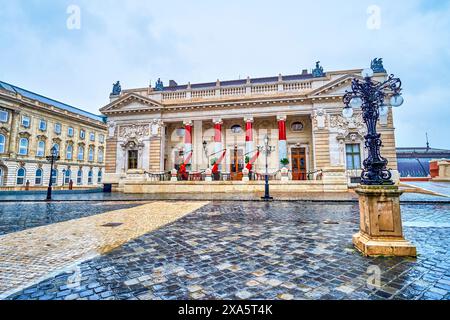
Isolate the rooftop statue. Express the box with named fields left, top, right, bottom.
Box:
left=371, top=58, right=386, bottom=73
left=312, top=61, right=325, bottom=78
left=155, top=78, right=164, bottom=91
left=111, top=81, right=121, bottom=96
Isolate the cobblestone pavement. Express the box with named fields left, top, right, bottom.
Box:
left=0, top=201, right=208, bottom=299
left=0, top=201, right=143, bottom=235
left=5, top=201, right=450, bottom=300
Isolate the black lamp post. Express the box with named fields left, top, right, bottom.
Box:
left=342, top=67, right=404, bottom=185
left=258, top=134, right=274, bottom=201
left=46, top=145, right=60, bottom=201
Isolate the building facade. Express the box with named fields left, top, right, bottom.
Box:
left=0, top=81, right=107, bottom=189
left=100, top=63, right=399, bottom=193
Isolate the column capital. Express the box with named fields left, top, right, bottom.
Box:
left=183, top=120, right=193, bottom=127
left=277, top=115, right=287, bottom=122
left=213, top=118, right=223, bottom=125
left=244, top=116, right=254, bottom=123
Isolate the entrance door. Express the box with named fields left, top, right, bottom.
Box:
left=291, top=148, right=307, bottom=180
left=230, top=147, right=244, bottom=180
left=128, top=150, right=138, bottom=170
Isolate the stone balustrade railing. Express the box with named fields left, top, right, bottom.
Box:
left=159, top=80, right=313, bottom=102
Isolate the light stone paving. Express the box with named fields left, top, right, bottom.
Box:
left=0, top=201, right=208, bottom=299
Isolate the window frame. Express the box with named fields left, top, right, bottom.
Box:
left=77, top=170, right=83, bottom=185
left=54, top=123, right=62, bottom=135
left=89, top=132, right=95, bottom=142
left=88, top=146, right=94, bottom=162
left=18, top=138, right=29, bottom=156
left=16, top=167, right=26, bottom=185
left=35, top=168, right=43, bottom=185
left=67, top=127, right=74, bottom=137
left=0, top=134, right=5, bottom=153
left=21, top=115, right=31, bottom=128
left=36, top=140, right=46, bottom=157
left=77, top=146, right=84, bottom=161
left=66, top=144, right=73, bottom=160
left=0, top=110, right=8, bottom=123
left=39, top=119, right=47, bottom=131
left=88, top=170, right=93, bottom=185
left=345, top=143, right=362, bottom=170
left=80, top=129, right=86, bottom=139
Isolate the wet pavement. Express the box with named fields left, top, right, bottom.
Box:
left=4, top=201, right=450, bottom=300
left=0, top=201, right=143, bottom=236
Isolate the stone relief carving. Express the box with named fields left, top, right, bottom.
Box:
left=119, top=124, right=150, bottom=140
left=330, top=113, right=366, bottom=138
left=150, top=119, right=163, bottom=137
left=312, top=109, right=327, bottom=130
left=107, top=121, right=116, bottom=138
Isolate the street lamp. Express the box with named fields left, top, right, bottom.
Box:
left=46, top=145, right=60, bottom=201
left=342, top=68, right=404, bottom=185
left=258, top=134, right=275, bottom=201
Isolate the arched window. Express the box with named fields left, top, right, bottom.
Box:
left=98, top=149, right=104, bottom=163
left=64, top=169, right=71, bottom=185
left=88, top=170, right=93, bottom=185
left=97, top=170, right=102, bottom=184
left=52, top=143, right=60, bottom=156
left=88, top=146, right=94, bottom=162
left=37, top=141, right=45, bottom=157
left=231, top=125, right=243, bottom=134
left=35, top=168, right=43, bottom=185
left=77, top=170, right=82, bottom=185
left=0, top=134, right=5, bottom=153
left=51, top=169, right=58, bottom=185
left=16, top=167, right=26, bottom=185
left=66, top=145, right=73, bottom=160
left=18, top=138, right=29, bottom=155
left=78, top=147, right=84, bottom=161
left=176, top=128, right=185, bottom=138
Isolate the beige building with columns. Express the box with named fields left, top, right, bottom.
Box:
left=0, top=81, right=107, bottom=189
left=100, top=63, right=399, bottom=193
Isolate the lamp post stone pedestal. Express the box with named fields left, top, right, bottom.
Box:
left=352, top=185, right=417, bottom=257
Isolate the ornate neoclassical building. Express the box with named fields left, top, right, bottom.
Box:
left=101, top=62, right=398, bottom=193
left=0, top=81, right=107, bottom=189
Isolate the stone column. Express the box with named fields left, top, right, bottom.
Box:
left=183, top=120, right=193, bottom=166
left=193, top=120, right=203, bottom=171
left=245, top=116, right=254, bottom=156
left=353, top=186, right=417, bottom=257
left=213, top=119, right=223, bottom=170
left=277, top=115, right=288, bottom=168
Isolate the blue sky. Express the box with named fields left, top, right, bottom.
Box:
left=1, top=0, right=449, bottom=148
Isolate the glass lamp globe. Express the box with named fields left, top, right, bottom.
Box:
left=390, top=94, right=404, bottom=107
left=264, top=135, right=270, bottom=146
left=379, top=104, right=389, bottom=116
left=362, top=68, right=374, bottom=78
left=349, top=97, right=363, bottom=108
left=342, top=107, right=354, bottom=119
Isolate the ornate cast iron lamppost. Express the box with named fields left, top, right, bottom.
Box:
left=46, top=145, right=60, bottom=201
left=258, top=135, right=275, bottom=201
left=342, top=67, right=404, bottom=185
left=345, top=61, right=416, bottom=257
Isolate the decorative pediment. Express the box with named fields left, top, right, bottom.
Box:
left=100, top=93, right=163, bottom=114
left=52, top=137, right=62, bottom=144
left=18, top=131, right=31, bottom=138
left=37, top=134, right=48, bottom=141
left=310, top=74, right=363, bottom=98
left=0, top=127, right=9, bottom=135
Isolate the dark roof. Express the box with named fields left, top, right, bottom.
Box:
left=396, top=147, right=450, bottom=159
left=0, top=81, right=105, bottom=123
left=161, top=73, right=313, bottom=92
left=397, top=158, right=431, bottom=177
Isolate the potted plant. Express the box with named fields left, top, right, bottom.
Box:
left=280, top=158, right=290, bottom=168
left=245, top=156, right=250, bottom=164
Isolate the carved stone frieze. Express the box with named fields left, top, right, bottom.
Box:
left=119, top=124, right=150, bottom=140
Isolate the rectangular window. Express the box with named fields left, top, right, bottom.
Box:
left=0, top=110, right=9, bottom=122
left=346, top=144, right=361, bottom=170
left=99, top=134, right=105, bottom=143
left=90, top=132, right=95, bottom=142
left=80, top=129, right=85, bottom=139
left=39, top=119, right=47, bottom=131
left=54, top=123, right=62, bottom=134
left=68, top=127, right=74, bottom=137
left=21, top=115, right=31, bottom=128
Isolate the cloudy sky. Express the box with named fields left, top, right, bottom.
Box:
left=1, top=0, right=449, bottom=148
